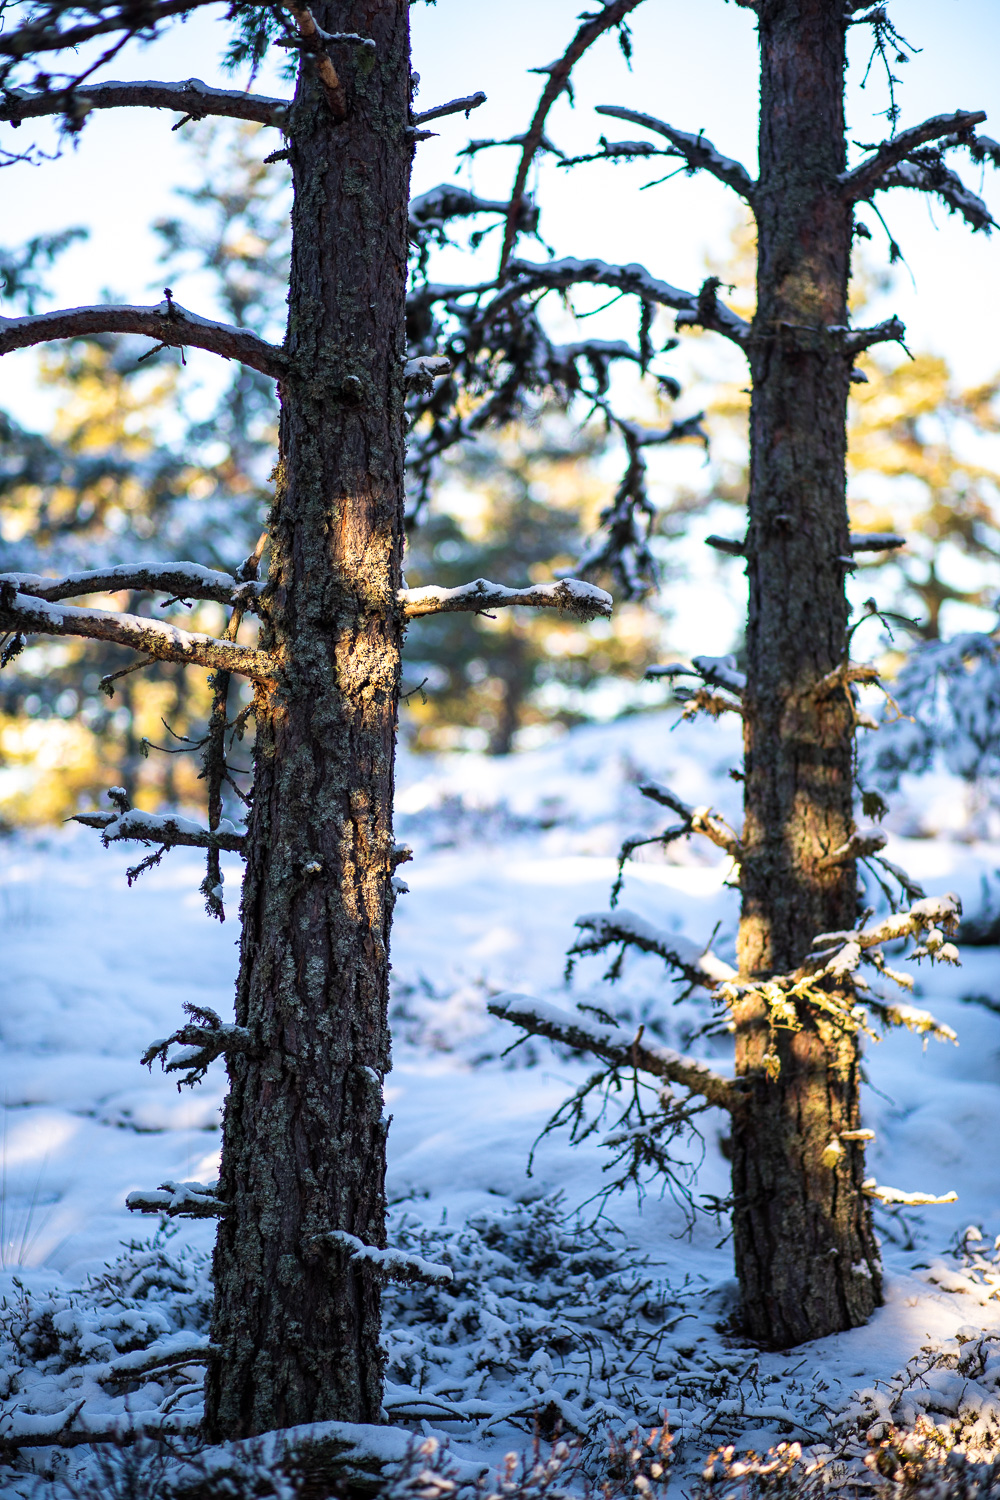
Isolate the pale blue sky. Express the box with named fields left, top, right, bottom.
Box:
left=2, top=1, right=998, bottom=417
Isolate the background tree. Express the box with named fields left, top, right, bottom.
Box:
left=0, top=0, right=612, bottom=1443
left=0, top=123, right=285, bottom=822
left=404, top=423, right=663, bottom=753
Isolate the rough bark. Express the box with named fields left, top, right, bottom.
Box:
left=204, top=0, right=411, bottom=1439
left=732, top=0, right=881, bottom=1347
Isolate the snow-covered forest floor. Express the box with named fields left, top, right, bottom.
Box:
left=3, top=709, right=1000, bottom=1495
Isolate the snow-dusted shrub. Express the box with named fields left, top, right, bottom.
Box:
left=0, top=1229, right=211, bottom=1451
left=382, top=1195, right=686, bottom=1469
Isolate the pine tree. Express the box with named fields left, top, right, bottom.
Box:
left=0, top=0, right=611, bottom=1442
left=420, top=0, right=997, bottom=1348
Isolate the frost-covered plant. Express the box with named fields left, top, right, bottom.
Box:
left=835, top=1325, right=1000, bottom=1468
left=0, top=1229, right=211, bottom=1451
left=382, top=1195, right=689, bottom=1471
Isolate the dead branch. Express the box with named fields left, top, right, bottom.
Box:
left=399, top=576, right=612, bottom=621
left=595, top=105, right=755, bottom=199
left=142, top=1003, right=256, bottom=1087
left=871, top=159, right=995, bottom=233
left=413, top=90, right=486, bottom=126
left=0, top=0, right=218, bottom=62
left=73, top=808, right=247, bottom=854
left=2, top=562, right=260, bottom=610
left=0, top=77, right=290, bottom=127
left=489, top=993, right=736, bottom=1111
left=841, top=109, right=987, bottom=200
left=127, top=1179, right=225, bottom=1218
left=287, top=4, right=346, bottom=119
left=499, top=0, right=646, bottom=271
left=816, top=829, right=888, bottom=869
left=495, top=257, right=751, bottom=347
left=0, top=298, right=288, bottom=380
left=0, top=586, right=274, bottom=679
left=638, top=779, right=743, bottom=859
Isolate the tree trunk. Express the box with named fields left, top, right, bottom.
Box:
left=731, top=0, right=882, bottom=1347
left=205, top=0, right=412, bottom=1439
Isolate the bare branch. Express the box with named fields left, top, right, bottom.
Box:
left=816, top=828, right=887, bottom=869
left=287, top=3, right=346, bottom=120
left=0, top=297, right=288, bottom=380
left=74, top=809, right=246, bottom=855
left=413, top=90, right=486, bottom=126
left=0, top=586, right=274, bottom=679
left=499, top=0, right=646, bottom=271
left=495, top=256, right=751, bottom=347
left=0, top=77, right=291, bottom=127
left=489, top=993, right=736, bottom=1112
left=399, top=576, right=612, bottom=621
left=840, top=314, right=908, bottom=355
left=3, top=561, right=261, bottom=610
left=0, top=0, right=218, bottom=62
left=595, top=104, right=756, bottom=200
left=841, top=109, right=987, bottom=200
left=638, top=778, right=743, bottom=859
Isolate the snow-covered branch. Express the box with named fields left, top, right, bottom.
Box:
left=322, top=1230, right=453, bottom=1286
left=0, top=585, right=273, bottom=679
left=142, top=1003, right=255, bottom=1087
left=3, top=561, right=261, bottom=610
left=840, top=314, right=908, bottom=354
left=0, top=298, right=288, bottom=380
left=0, top=77, right=291, bottom=127
left=571, top=910, right=737, bottom=990
left=816, top=828, right=888, bottom=869
left=0, top=1403, right=200, bottom=1452
left=499, top=0, right=646, bottom=270
left=637, top=778, right=743, bottom=859
left=809, top=893, right=962, bottom=962
left=595, top=105, right=756, bottom=200
left=850, top=531, right=905, bottom=552
left=126, top=1179, right=226, bottom=1218
left=413, top=90, right=486, bottom=126
left=74, top=808, right=246, bottom=854
left=841, top=109, right=987, bottom=200
left=489, top=993, right=736, bottom=1112
left=872, top=159, right=996, bottom=233
left=862, top=1179, right=957, bottom=1207
left=399, top=577, right=612, bottom=622
left=403, top=353, right=452, bottom=390
left=496, top=258, right=751, bottom=347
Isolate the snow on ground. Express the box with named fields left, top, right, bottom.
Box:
left=2, top=709, right=1000, bottom=1491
